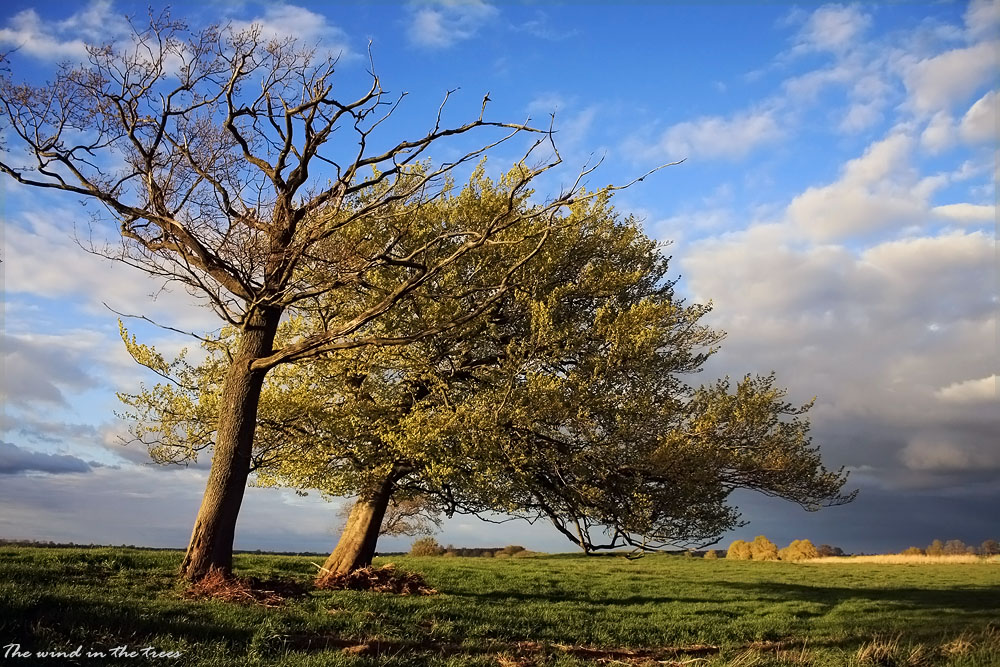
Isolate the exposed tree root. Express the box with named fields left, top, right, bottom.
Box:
left=314, top=563, right=437, bottom=595
left=182, top=568, right=308, bottom=607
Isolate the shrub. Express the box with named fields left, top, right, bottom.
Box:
left=501, top=545, right=526, bottom=556
left=511, top=550, right=536, bottom=558
left=494, top=552, right=511, bottom=559
left=901, top=546, right=924, bottom=555
left=926, top=539, right=944, bottom=556
left=726, top=540, right=752, bottom=560
left=442, top=550, right=458, bottom=558
left=409, top=537, right=444, bottom=557
left=480, top=550, right=494, bottom=558
left=779, top=539, right=819, bottom=561
left=817, top=544, right=844, bottom=557
left=750, top=535, right=779, bottom=561
left=703, top=549, right=718, bottom=559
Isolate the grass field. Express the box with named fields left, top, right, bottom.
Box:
left=1, top=547, right=998, bottom=666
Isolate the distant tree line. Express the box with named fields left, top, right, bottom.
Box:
left=409, top=538, right=538, bottom=558
left=901, top=539, right=999, bottom=556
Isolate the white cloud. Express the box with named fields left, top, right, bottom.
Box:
left=233, top=5, right=351, bottom=56
left=936, top=375, right=998, bottom=403
left=408, top=0, right=499, bottom=49
left=4, top=209, right=218, bottom=332
left=656, top=110, right=783, bottom=161
left=959, top=90, right=997, bottom=143
left=903, top=41, right=999, bottom=113
left=932, top=203, right=995, bottom=223
left=794, top=4, right=872, bottom=54
left=920, top=111, right=956, bottom=153
left=786, top=134, right=932, bottom=239
left=0, top=1, right=123, bottom=61
left=965, top=0, right=1000, bottom=41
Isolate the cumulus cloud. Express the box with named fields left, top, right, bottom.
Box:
left=4, top=206, right=218, bottom=332
left=903, top=41, right=999, bottom=113
left=786, top=134, right=931, bottom=239
left=0, top=0, right=123, bottom=61
left=920, top=111, right=956, bottom=153
left=681, top=213, right=996, bottom=493
left=965, top=0, right=1000, bottom=41
left=1, top=333, right=101, bottom=408
left=932, top=203, right=995, bottom=223
left=655, top=110, right=783, bottom=161
left=792, top=4, right=872, bottom=54
left=408, top=0, right=499, bottom=48
left=0, top=441, right=92, bottom=476
left=232, top=5, right=351, bottom=56
left=959, top=90, right=997, bottom=143
left=936, top=375, right=998, bottom=403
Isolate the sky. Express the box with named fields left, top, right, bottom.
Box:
left=0, top=0, right=996, bottom=556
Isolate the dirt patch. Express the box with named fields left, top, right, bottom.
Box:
left=182, top=568, right=309, bottom=607
left=314, top=563, right=437, bottom=595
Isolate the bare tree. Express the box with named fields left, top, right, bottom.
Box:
left=0, top=12, right=610, bottom=580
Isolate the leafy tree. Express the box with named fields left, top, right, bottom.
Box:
left=703, top=549, right=719, bottom=559
left=817, top=544, right=844, bottom=557
left=926, top=539, right=945, bottom=556
left=0, top=14, right=618, bottom=580
left=980, top=539, right=999, bottom=556
left=779, top=539, right=819, bottom=561
left=122, top=187, right=854, bottom=576
left=750, top=535, right=779, bottom=561
left=408, top=537, right=444, bottom=557
left=727, top=540, right=753, bottom=560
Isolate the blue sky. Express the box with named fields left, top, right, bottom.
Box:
left=0, top=0, right=996, bottom=555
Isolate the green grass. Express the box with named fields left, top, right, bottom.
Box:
left=1, top=547, right=998, bottom=665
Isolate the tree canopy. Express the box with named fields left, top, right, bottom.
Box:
left=120, top=172, right=854, bottom=572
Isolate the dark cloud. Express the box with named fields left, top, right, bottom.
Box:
left=0, top=441, right=92, bottom=475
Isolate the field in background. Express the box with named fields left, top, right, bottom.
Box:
left=1, top=546, right=998, bottom=666
left=807, top=554, right=994, bottom=565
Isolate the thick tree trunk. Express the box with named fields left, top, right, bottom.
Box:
left=316, top=477, right=395, bottom=583
left=179, top=307, right=281, bottom=581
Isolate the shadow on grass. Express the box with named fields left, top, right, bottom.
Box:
left=711, top=580, right=1000, bottom=613
left=0, top=592, right=257, bottom=650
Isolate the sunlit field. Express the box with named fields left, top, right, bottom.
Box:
left=2, top=546, right=998, bottom=666
left=807, top=554, right=995, bottom=565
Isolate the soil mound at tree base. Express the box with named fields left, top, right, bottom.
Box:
left=183, top=568, right=308, bottom=607
left=315, top=563, right=437, bottom=595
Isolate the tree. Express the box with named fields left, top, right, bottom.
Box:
left=926, top=539, right=945, bottom=556
left=727, top=540, right=752, bottom=560
left=943, top=539, right=967, bottom=555
left=779, top=539, right=819, bottom=561
left=817, top=544, right=844, bottom=557
left=750, top=535, right=779, bottom=561
left=408, top=537, right=444, bottom=557
left=122, top=187, right=854, bottom=577
left=0, top=14, right=612, bottom=579
left=980, top=539, right=999, bottom=557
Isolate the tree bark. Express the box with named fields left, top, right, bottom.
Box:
left=179, top=307, right=281, bottom=580
left=316, top=476, right=395, bottom=583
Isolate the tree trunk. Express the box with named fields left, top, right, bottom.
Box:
left=316, top=476, right=395, bottom=583
left=179, top=307, right=281, bottom=581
